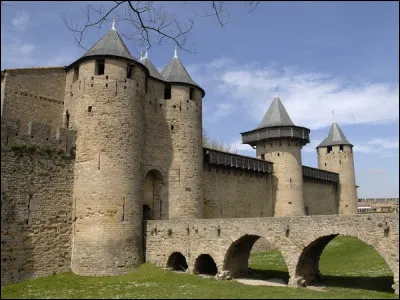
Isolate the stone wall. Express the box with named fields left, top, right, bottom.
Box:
left=256, top=139, right=305, bottom=216
left=203, top=165, right=273, bottom=218
left=145, top=213, right=399, bottom=294
left=303, top=178, right=338, bottom=215
left=71, top=58, right=146, bottom=276
left=318, top=145, right=358, bottom=214
left=143, top=77, right=172, bottom=220
left=2, top=67, right=66, bottom=134
left=1, top=136, right=75, bottom=285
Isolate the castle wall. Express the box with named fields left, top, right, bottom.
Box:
left=257, top=139, right=305, bottom=216
left=1, top=122, right=75, bottom=285
left=143, top=77, right=172, bottom=219
left=1, top=68, right=66, bottom=134
left=318, top=145, right=358, bottom=214
left=71, top=58, right=146, bottom=275
left=303, top=178, right=338, bottom=215
left=165, top=85, right=203, bottom=219
left=203, top=165, right=273, bottom=218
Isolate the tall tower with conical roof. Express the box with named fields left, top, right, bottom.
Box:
left=161, top=48, right=205, bottom=219
left=65, top=23, right=149, bottom=275
left=241, top=96, right=310, bottom=216
left=317, top=122, right=357, bottom=214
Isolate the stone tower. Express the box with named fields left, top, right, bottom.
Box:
left=65, top=25, right=147, bottom=275
left=241, top=96, right=310, bottom=216
left=317, top=122, right=357, bottom=214
left=161, top=48, right=205, bottom=219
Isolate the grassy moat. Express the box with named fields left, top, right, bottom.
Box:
left=1, top=236, right=396, bottom=299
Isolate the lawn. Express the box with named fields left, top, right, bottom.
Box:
left=1, top=236, right=397, bottom=299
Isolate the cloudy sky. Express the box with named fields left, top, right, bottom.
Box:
left=1, top=1, right=399, bottom=198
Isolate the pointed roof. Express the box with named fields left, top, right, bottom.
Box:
left=258, top=96, right=294, bottom=128
left=161, top=57, right=199, bottom=87
left=139, top=52, right=163, bottom=81
left=81, top=28, right=136, bottom=61
left=317, top=122, right=352, bottom=147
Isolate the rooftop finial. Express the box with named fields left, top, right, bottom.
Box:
left=112, top=18, right=116, bottom=30
left=144, top=50, right=148, bottom=59
left=275, top=87, right=279, bottom=98
left=139, top=50, right=143, bottom=60
left=332, top=110, right=336, bottom=122
left=173, top=45, right=178, bottom=58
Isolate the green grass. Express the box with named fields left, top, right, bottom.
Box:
left=1, top=236, right=397, bottom=299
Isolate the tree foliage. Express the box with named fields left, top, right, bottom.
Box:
left=203, top=130, right=238, bottom=154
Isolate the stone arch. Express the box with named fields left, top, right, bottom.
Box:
left=194, top=254, right=218, bottom=276
left=143, top=169, right=164, bottom=220
left=167, top=252, right=188, bottom=272
left=223, top=234, right=261, bottom=278
left=295, top=234, right=396, bottom=292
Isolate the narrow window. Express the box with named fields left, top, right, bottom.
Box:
left=327, top=146, right=332, bottom=153
left=164, top=85, right=171, bottom=99
left=145, top=77, right=148, bottom=93
left=339, top=145, right=344, bottom=152
left=65, top=110, right=70, bottom=128
left=277, top=153, right=280, bottom=156
left=171, top=125, right=174, bottom=130
left=260, top=154, right=265, bottom=160
left=96, top=59, right=105, bottom=75
left=73, top=66, right=79, bottom=82
left=88, top=106, right=92, bottom=112
left=305, top=206, right=309, bottom=215
left=127, top=65, right=134, bottom=78
left=189, top=88, right=195, bottom=100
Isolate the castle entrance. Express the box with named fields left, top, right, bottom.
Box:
left=143, top=170, right=163, bottom=220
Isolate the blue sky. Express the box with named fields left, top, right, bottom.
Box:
left=1, top=1, right=399, bottom=198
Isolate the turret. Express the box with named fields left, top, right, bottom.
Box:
left=317, top=122, right=357, bottom=214
left=241, top=96, right=310, bottom=216
left=161, top=48, right=205, bottom=219
left=66, top=23, right=147, bottom=275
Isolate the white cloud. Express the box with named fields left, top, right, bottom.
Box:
left=362, top=168, right=385, bottom=174
left=11, top=11, right=30, bottom=30
left=354, top=137, right=399, bottom=157
left=302, top=139, right=322, bottom=153
left=189, top=58, right=399, bottom=130
left=367, top=138, right=399, bottom=149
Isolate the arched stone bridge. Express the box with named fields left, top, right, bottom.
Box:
left=144, top=213, right=399, bottom=294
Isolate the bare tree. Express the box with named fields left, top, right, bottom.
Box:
left=203, top=130, right=238, bottom=154
left=63, top=1, right=261, bottom=55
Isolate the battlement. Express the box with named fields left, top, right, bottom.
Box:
left=203, top=147, right=273, bottom=174
left=302, top=165, right=339, bottom=182
left=1, top=117, right=76, bottom=156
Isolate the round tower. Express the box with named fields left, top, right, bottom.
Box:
left=317, top=122, right=357, bottom=214
left=66, top=25, right=147, bottom=275
left=161, top=48, right=205, bottom=219
left=241, top=96, right=310, bottom=216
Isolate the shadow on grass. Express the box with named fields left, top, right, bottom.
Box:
left=244, top=270, right=393, bottom=294
left=318, top=275, right=394, bottom=293
left=245, top=269, right=290, bottom=283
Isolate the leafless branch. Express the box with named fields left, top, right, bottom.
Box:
left=63, top=1, right=260, bottom=54
left=193, top=1, right=231, bottom=28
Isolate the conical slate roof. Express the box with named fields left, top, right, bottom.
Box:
left=139, top=56, right=163, bottom=81
left=161, top=57, right=199, bottom=87
left=317, top=122, right=352, bottom=147
left=258, top=96, right=294, bottom=128
left=81, top=28, right=136, bottom=61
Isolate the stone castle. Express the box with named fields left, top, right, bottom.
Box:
left=2, top=25, right=398, bottom=293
